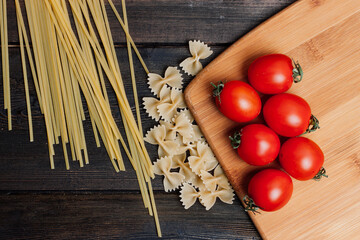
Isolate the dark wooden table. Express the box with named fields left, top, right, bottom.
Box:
left=0, top=1, right=296, bottom=239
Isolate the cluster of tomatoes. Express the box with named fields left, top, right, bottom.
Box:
left=212, top=54, right=327, bottom=213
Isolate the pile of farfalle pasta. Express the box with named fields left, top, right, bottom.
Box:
left=143, top=40, right=234, bottom=210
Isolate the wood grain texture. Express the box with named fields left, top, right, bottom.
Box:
left=0, top=192, right=260, bottom=240
left=0, top=0, right=302, bottom=239
left=5, top=0, right=296, bottom=44
left=185, top=0, right=360, bottom=239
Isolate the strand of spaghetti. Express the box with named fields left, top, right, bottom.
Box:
left=45, top=1, right=126, bottom=170
left=47, top=1, right=122, bottom=142
left=127, top=123, right=151, bottom=210
left=84, top=0, right=132, bottom=171
left=72, top=0, right=125, bottom=170
left=57, top=36, right=78, bottom=169
left=79, top=0, right=126, bottom=101
left=70, top=2, right=147, bottom=165
left=121, top=0, right=143, bottom=135
left=70, top=0, right=153, bottom=174
left=58, top=0, right=136, bottom=173
left=25, top=0, right=55, bottom=166
left=96, top=60, right=110, bottom=107
left=57, top=20, right=116, bottom=167
left=52, top=0, right=148, bottom=174
left=58, top=37, right=84, bottom=164
left=48, top=11, right=69, bottom=144
left=0, top=0, right=4, bottom=112
left=108, top=0, right=149, bottom=75
left=2, top=0, right=11, bottom=130
left=15, top=0, right=33, bottom=142
left=73, top=0, right=107, bottom=151
left=147, top=180, right=162, bottom=237
left=85, top=0, right=140, bottom=171
left=70, top=0, right=99, bottom=165
left=101, top=0, right=156, bottom=224
left=69, top=62, right=86, bottom=121
left=14, top=0, right=43, bottom=112
left=98, top=0, right=121, bottom=76
left=59, top=0, right=86, bottom=123
left=38, top=0, right=61, bottom=150
left=0, top=0, right=4, bottom=110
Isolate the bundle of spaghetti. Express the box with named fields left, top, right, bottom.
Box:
left=1, top=0, right=11, bottom=130
left=66, top=0, right=160, bottom=234
left=13, top=0, right=160, bottom=236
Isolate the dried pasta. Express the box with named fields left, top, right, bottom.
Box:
left=148, top=66, right=183, bottom=97
left=171, top=153, right=196, bottom=183
left=199, top=188, right=235, bottom=210
left=143, top=86, right=171, bottom=121
left=178, top=108, right=194, bottom=123
left=200, top=165, right=231, bottom=192
left=142, top=38, right=233, bottom=211
left=161, top=112, right=194, bottom=144
left=157, top=87, right=186, bottom=122
left=7, top=0, right=161, bottom=236
left=144, top=125, right=180, bottom=157
left=1, top=0, right=11, bottom=130
left=180, top=183, right=200, bottom=209
left=180, top=40, right=213, bottom=76
left=188, top=142, right=218, bottom=175
left=153, top=156, right=185, bottom=192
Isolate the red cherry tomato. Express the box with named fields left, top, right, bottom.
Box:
left=263, top=93, right=319, bottom=137
left=245, top=169, right=293, bottom=212
left=248, top=54, right=303, bottom=94
left=279, top=137, right=327, bottom=181
left=212, top=81, right=261, bottom=122
left=230, top=124, right=280, bottom=166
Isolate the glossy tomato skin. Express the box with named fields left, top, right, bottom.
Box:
left=279, top=137, right=324, bottom=180
left=263, top=93, right=311, bottom=137
left=248, top=169, right=293, bottom=211
left=215, top=81, right=261, bottom=122
left=248, top=54, right=294, bottom=94
left=235, top=124, right=280, bottom=166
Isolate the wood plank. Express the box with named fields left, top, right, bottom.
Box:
left=0, top=46, right=225, bottom=191
left=5, top=0, right=296, bottom=44
left=0, top=192, right=260, bottom=239
left=185, top=0, right=360, bottom=239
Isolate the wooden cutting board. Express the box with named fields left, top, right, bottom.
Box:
left=184, top=0, right=360, bottom=239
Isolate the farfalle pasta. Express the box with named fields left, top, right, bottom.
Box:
left=171, top=153, right=194, bottom=183
left=153, top=156, right=185, bottom=192
left=143, top=40, right=234, bottom=210
left=188, top=142, right=218, bottom=175
left=161, top=112, right=194, bottom=143
left=199, top=188, right=235, bottom=210
left=180, top=183, right=200, bottom=209
left=178, top=109, right=194, bottom=123
left=148, top=66, right=183, bottom=97
left=144, top=125, right=179, bottom=157
left=143, top=86, right=171, bottom=121
left=180, top=40, right=213, bottom=76
left=157, top=87, right=186, bottom=122
left=200, top=165, right=231, bottom=192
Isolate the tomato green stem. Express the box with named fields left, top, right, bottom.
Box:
left=243, top=195, right=261, bottom=214
left=229, top=131, right=242, bottom=149
left=313, top=167, right=328, bottom=181
left=292, top=59, right=303, bottom=83
left=305, top=114, right=320, bottom=134
left=211, top=81, right=224, bottom=103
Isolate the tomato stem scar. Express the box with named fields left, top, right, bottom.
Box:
left=292, top=58, right=303, bottom=83
left=313, top=167, right=328, bottom=181
left=243, top=195, right=261, bottom=214
left=211, top=81, right=224, bottom=103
